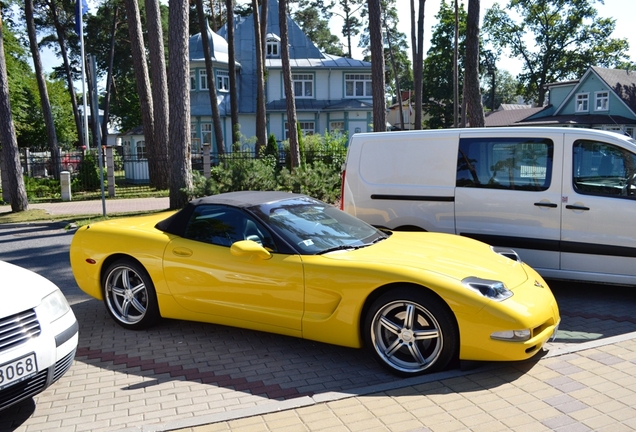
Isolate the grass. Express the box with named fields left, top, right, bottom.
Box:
left=0, top=208, right=160, bottom=228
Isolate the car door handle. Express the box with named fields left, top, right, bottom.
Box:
left=534, top=202, right=558, bottom=208
left=565, top=205, right=590, bottom=211
left=172, top=247, right=193, bottom=257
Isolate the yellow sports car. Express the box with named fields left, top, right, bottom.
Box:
left=70, top=191, right=559, bottom=376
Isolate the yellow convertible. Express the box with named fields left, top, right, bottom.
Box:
left=70, top=191, right=559, bottom=376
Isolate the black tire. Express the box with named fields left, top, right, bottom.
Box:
left=101, top=258, right=160, bottom=330
left=363, top=287, right=458, bottom=377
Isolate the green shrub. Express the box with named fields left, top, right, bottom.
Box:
left=76, top=152, right=100, bottom=190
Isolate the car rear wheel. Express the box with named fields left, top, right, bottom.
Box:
left=102, top=259, right=160, bottom=330
left=364, top=288, right=458, bottom=376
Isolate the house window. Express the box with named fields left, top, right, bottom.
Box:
left=345, top=74, right=372, bottom=97
left=266, top=33, right=281, bottom=57
left=575, top=93, right=588, bottom=112
left=330, top=121, right=345, bottom=133
left=199, top=70, right=209, bottom=90
left=201, top=123, right=212, bottom=149
left=216, top=70, right=229, bottom=92
left=190, top=71, right=196, bottom=90
left=136, top=141, right=146, bottom=159
left=292, top=74, right=314, bottom=98
left=595, top=91, right=609, bottom=111
left=285, top=121, right=315, bottom=139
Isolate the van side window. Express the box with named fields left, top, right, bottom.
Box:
left=573, top=140, right=636, bottom=198
left=456, top=138, right=553, bottom=191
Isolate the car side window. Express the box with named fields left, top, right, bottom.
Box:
left=183, top=205, right=277, bottom=250
left=573, top=140, right=636, bottom=199
left=457, top=137, right=553, bottom=191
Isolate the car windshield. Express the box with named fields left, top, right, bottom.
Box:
left=249, top=197, right=388, bottom=254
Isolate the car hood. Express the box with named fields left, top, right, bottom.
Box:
left=0, top=260, right=60, bottom=316
left=323, top=231, right=529, bottom=288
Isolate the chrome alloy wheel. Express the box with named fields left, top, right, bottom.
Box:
left=370, top=300, right=444, bottom=374
left=104, top=264, right=150, bottom=325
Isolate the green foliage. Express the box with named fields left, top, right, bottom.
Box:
left=483, top=0, right=632, bottom=106
left=22, top=176, right=61, bottom=201
left=292, top=7, right=345, bottom=56
left=193, top=152, right=279, bottom=196
left=189, top=131, right=347, bottom=204
left=277, top=161, right=342, bottom=202
left=76, top=152, right=101, bottom=191
left=264, top=133, right=279, bottom=158
left=422, top=1, right=468, bottom=129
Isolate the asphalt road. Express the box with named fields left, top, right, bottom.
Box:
left=0, top=222, right=85, bottom=303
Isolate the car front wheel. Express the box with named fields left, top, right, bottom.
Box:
left=364, top=288, right=458, bottom=376
left=102, top=259, right=160, bottom=330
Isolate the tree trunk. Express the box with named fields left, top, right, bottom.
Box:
left=280, top=0, right=300, bottom=168
left=367, top=0, right=386, bottom=132
left=101, top=6, right=118, bottom=149
left=454, top=0, right=459, bottom=127
left=145, top=0, right=170, bottom=188
left=26, top=0, right=60, bottom=179
left=123, top=0, right=156, bottom=184
left=225, top=0, right=240, bottom=148
left=196, top=0, right=225, bottom=155
left=252, top=0, right=267, bottom=154
left=412, top=0, right=425, bottom=130
left=45, top=0, right=83, bottom=149
left=168, top=0, right=193, bottom=209
left=0, top=7, right=29, bottom=211
left=465, top=0, right=484, bottom=127
left=384, top=13, right=403, bottom=130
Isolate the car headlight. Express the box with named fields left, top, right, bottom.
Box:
left=491, top=329, right=531, bottom=341
left=40, top=290, right=72, bottom=323
left=461, top=276, right=513, bottom=301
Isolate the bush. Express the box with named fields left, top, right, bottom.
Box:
left=76, top=152, right=100, bottom=190
left=23, top=176, right=61, bottom=200
left=170, top=131, right=349, bottom=205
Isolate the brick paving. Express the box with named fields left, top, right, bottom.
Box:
left=1, top=199, right=636, bottom=432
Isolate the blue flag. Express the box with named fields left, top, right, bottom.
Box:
left=75, top=0, right=89, bottom=36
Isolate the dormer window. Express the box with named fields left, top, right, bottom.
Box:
left=575, top=93, right=589, bottom=112
left=266, top=33, right=281, bottom=57
left=595, top=91, right=609, bottom=111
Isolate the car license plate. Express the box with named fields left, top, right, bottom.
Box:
left=0, top=353, right=38, bottom=391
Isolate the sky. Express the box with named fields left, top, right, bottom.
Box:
left=40, top=0, right=636, bottom=81
left=388, top=0, right=636, bottom=76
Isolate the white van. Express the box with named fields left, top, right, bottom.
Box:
left=341, top=127, right=636, bottom=286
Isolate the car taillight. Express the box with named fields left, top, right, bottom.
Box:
left=340, top=169, right=346, bottom=210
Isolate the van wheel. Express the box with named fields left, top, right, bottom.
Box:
left=364, top=288, right=458, bottom=376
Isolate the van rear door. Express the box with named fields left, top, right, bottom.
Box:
left=454, top=131, right=564, bottom=271
left=560, top=132, right=636, bottom=284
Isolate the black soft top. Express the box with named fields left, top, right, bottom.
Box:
left=155, top=191, right=304, bottom=237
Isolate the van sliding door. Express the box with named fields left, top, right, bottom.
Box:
left=561, top=137, right=636, bottom=284
left=454, top=134, right=563, bottom=272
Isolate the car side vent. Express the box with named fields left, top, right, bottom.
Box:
left=491, top=246, right=521, bottom=262
left=0, top=309, right=42, bottom=353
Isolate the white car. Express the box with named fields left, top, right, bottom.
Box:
left=0, top=260, right=78, bottom=411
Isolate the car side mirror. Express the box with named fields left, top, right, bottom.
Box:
left=230, top=240, right=272, bottom=260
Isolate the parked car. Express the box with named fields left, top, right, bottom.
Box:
left=70, top=191, right=559, bottom=376
left=0, top=261, right=78, bottom=411
left=342, top=127, right=636, bottom=286
left=61, top=153, right=82, bottom=173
